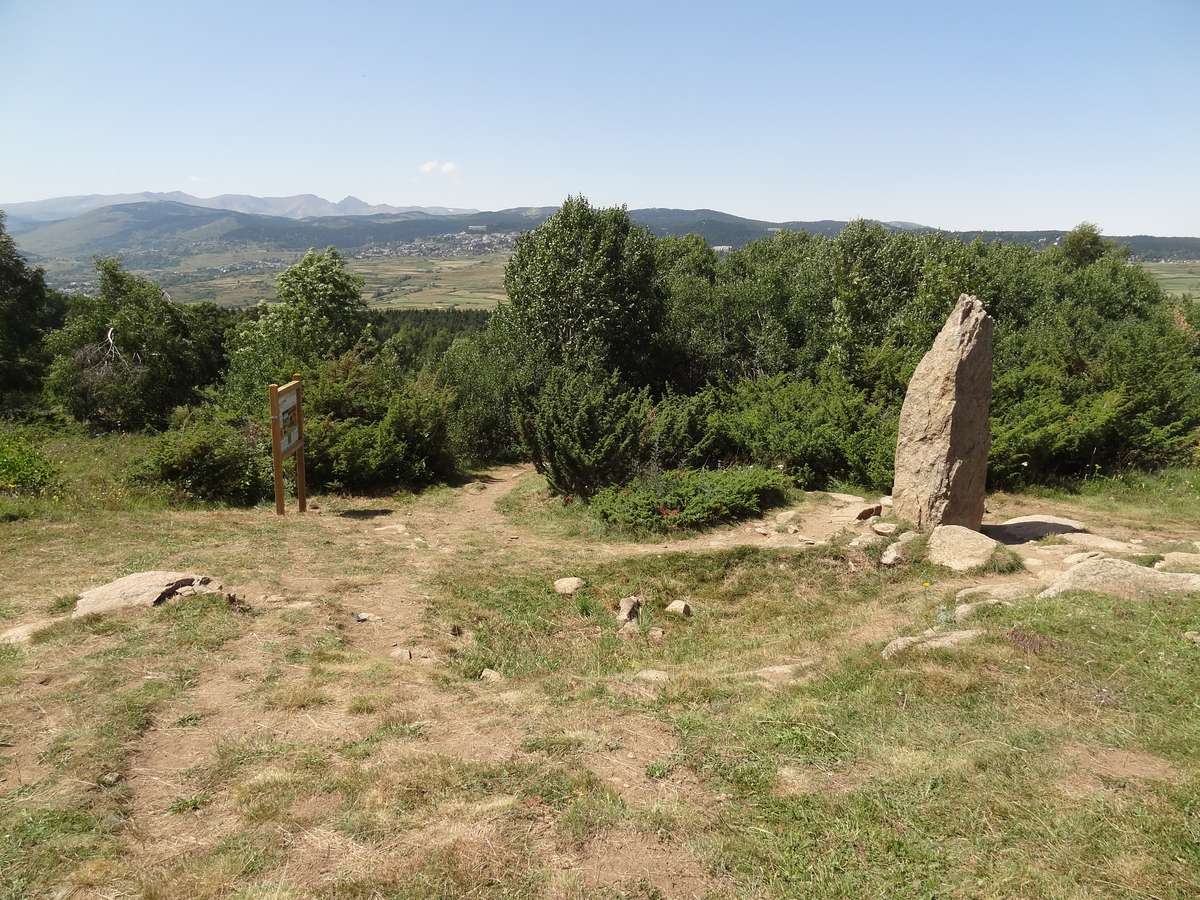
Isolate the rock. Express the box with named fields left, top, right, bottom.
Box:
left=1038, top=557, right=1200, bottom=599
left=858, top=505, right=883, bottom=520
left=617, top=620, right=640, bottom=640
left=1063, top=551, right=1105, bottom=566
left=479, top=668, right=503, bottom=683
left=1155, top=552, right=1200, bottom=574
left=74, top=571, right=224, bottom=618
left=872, top=522, right=898, bottom=536
left=983, top=514, right=1085, bottom=543
left=98, top=772, right=123, bottom=787
left=355, top=612, right=380, bottom=623
left=849, top=532, right=888, bottom=549
left=927, top=525, right=1000, bottom=572
left=1058, top=533, right=1140, bottom=554
left=0, top=622, right=43, bottom=644
left=954, top=583, right=1032, bottom=604
left=635, top=669, right=669, bottom=684
left=1182, top=631, right=1200, bottom=645
left=892, top=294, right=993, bottom=530
left=883, top=627, right=985, bottom=658
left=879, top=495, right=894, bottom=508
left=920, top=629, right=986, bottom=652
left=616, top=595, right=641, bottom=623
left=554, top=577, right=585, bottom=595
left=881, top=634, right=927, bottom=659
left=648, top=627, right=665, bottom=643
left=954, top=597, right=1013, bottom=622
left=755, top=662, right=812, bottom=683
left=755, top=527, right=771, bottom=537
left=281, top=600, right=314, bottom=611
left=775, top=510, right=800, bottom=525
left=665, top=599, right=692, bottom=618
left=374, top=523, right=408, bottom=533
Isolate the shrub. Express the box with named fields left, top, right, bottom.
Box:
left=437, top=332, right=524, bottom=466
left=139, top=415, right=271, bottom=505
left=0, top=430, right=60, bottom=496
left=518, top=363, right=651, bottom=499
left=589, top=466, right=792, bottom=533
left=713, top=373, right=896, bottom=490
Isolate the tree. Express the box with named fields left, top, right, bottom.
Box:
left=1059, top=222, right=1114, bottom=269
left=221, top=248, right=368, bottom=414
left=42, top=259, right=217, bottom=429
left=500, top=196, right=663, bottom=384
left=0, top=212, right=52, bottom=401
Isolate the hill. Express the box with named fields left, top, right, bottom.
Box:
left=0, top=191, right=477, bottom=230
left=9, top=199, right=1200, bottom=263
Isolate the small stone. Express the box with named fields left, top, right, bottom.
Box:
left=897, top=531, right=918, bottom=544
left=665, top=599, right=692, bottom=618
left=879, top=495, right=894, bottom=508
left=480, top=668, right=503, bottom=682
left=872, top=522, right=897, bottom=536
left=98, top=772, right=122, bottom=787
left=775, top=510, right=800, bottom=526
left=755, top=527, right=771, bottom=537
left=374, top=523, right=408, bottom=533
left=648, top=627, right=665, bottom=643
left=881, top=635, right=925, bottom=659
left=1183, top=631, right=1200, bottom=645
left=355, top=612, right=380, bottom=623
left=554, top=577, right=585, bottom=595
left=635, top=669, right=669, bottom=683
left=616, top=595, right=641, bottom=623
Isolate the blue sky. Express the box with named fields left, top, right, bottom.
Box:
left=2, top=0, right=1197, bottom=233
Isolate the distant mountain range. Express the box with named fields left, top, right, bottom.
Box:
left=4, top=193, right=1199, bottom=262
left=1, top=191, right=476, bottom=232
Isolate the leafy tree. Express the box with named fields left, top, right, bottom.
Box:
left=42, top=259, right=218, bottom=429
left=0, top=212, right=54, bottom=402
left=1058, top=222, right=1114, bottom=269
left=221, top=248, right=368, bottom=414
left=501, top=196, right=663, bottom=384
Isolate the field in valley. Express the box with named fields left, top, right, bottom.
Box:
left=1142, top=260, right=1200, bottom=297
left=2, top=431, right=1199, bottom=898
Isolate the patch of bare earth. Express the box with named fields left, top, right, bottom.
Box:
left=1056, top=742, right=1180, bottom=799
left=570, top=826, right=722, bottom=899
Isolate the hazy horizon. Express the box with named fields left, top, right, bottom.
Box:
left=3, top=0, right=1198, bottom=234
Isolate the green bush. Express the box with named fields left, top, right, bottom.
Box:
left=590, top=466, right=792, bottom=533
left=713, top=373, right=896, bottom=490
left=518, top=362, right=651, bottom=499
left=0, top=430, right=60, bottom=496
left=139, top=415, right=271, bottom=505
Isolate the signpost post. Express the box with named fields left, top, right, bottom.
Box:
left=269, top=374, right=307, bottom=515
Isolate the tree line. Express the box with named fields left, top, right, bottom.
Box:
left=2, top=199, right=1198, bottom=510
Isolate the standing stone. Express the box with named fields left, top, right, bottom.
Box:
left=893, top=294, right=993, bottom=530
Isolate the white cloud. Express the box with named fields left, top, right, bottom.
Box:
left=418, top=159, right=459, bottom=176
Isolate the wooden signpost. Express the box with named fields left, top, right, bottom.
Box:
left=269, top=374, right=307, bottom=515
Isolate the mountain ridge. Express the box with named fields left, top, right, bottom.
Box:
left=7, top=198, right=1200, bottom=262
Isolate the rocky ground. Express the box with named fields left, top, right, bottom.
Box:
left=2, top=465, right=1199, bottom=898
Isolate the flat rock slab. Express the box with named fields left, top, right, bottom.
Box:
left=1039, top=557, right=1200, bottom=599
left=1057, top=533, right=1140, bottom=554
left=983, top=515, right=1086, bottom=544
left=554, top=577, right=585, bottom=595
left=1, top=622, right=47, bottom=644
left=1155, top=552, right=1200, bottom=574
left=882, top=628, right=985, bottom=659
left=74, top=571, right=224, bottom=617
left=927, top=525, right=1000, bottom=572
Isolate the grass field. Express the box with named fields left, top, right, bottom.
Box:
left=1143, top=261, right=1200, bottom=297
left=3, top=428, right=1200, bottom=897
left=152, top=254, right=509, bottom=310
